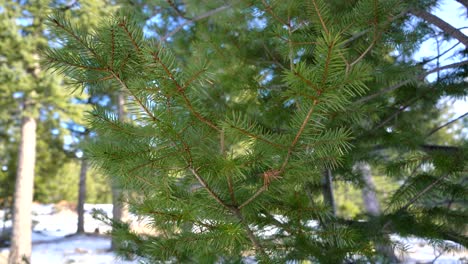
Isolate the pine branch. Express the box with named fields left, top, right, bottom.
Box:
left=349, top=1, right=379, bottom=68
left=426, top=111, right=468, bottom=137
left=310, top=0, right=329, bottom=35
left=110, top=71, right=161, bottom=123
left=231, top=208, right=268, bottom=259
left=161, top=4, right=232, bottom=41
left=229, top=125, right=287, bottom=150
left=342, top=10, right=407, bottom=47
left=239, top=39, right=338, bottom=209
left=349, top=40, right=375, bottom=67
left=293, top=71, right=321, bottom=93
left=50, top=16, right=106, bottom=65
left=165, top=0, right=190, bottom=19
left=382, top=174, right=450, bottom=231
left=46, top=57, right=108, bottom=72
left=188, top=167, right=230, bottom=210
left=411, top=9, right=468, bottom=46
left=189, top=166, right=268, bottom=258
left=260, top=0, right=289, bottom=26
left=118, top=22, right=141, bottom=52
left=356, top=60, right=468, bottom=103
left=371, top=96, right=422, bottom=131
left=152, top=52, right=220, bottom=132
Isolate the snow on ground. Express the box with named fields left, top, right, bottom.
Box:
left=0, top=203, right=466, bottom=263
left=30, top=234, right=137, bottom=264
left=392, top=236, right=467, bottom=264
left=0, top=203, right=139, bottom=264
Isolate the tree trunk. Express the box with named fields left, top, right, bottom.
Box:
left=322, top=169, right=336, bottom=215
left=77, top=158, right=88, bottom=234
left=356, top=162, right=381, bottom=216
left=8, top=116, right=36, bottom=264
left=354, top=162, right=399, bottom=262
left=111, top=92, right=129, bottom=250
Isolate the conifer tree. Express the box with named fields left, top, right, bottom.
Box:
left=0, top=0, right=114, bottom=262
left=0, top=1, right=69, bottom=262
left=44, top=0, right=467, bottom=262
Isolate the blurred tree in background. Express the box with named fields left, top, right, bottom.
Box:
left=0, top=0, right=116, bottom=262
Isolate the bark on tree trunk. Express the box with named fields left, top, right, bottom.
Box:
left=77, top=158, right=88, bottom=234
left=111, top=92, right=129, bottom=250
left=354, top=162, right=399, bottom=263
left=8, top=116, right=36, bottom=264
left=357, top=162, right=381, bottom=216
left=322, top=169, right=336, bottom=215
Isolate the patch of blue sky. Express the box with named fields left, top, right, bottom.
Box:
left=413, top=0, right=467, bottom=119
left=248, top=17, right=267, bottom=31
left=15, top=17, right=33, bottom=27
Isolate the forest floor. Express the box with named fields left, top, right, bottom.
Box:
left=0, top=203, right=139, bottom=264
left=0, top=203, right=466, bottom=263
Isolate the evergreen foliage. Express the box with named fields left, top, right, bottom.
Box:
left=44, top=0, right=467, bottom=263
left=0, top=0, right=117, bottom=205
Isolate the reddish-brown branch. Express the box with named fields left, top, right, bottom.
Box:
left=293, top=71, right=321, bottom=92
left=118, top=22, right=141, bottom=52
left=239, top=41, right=335, bottom=209
left=320, top=41, right=334, bottom=85
left=153, top=53, right=220, bottom=131
left=110, top=71, right=160, bottom=123
left=260, top=0, right=288, bottom=26
left=239, top=186, right=267, bottom=209
left=164, top=0, right=189, bottom=19
left=188, top=167, right=231, bottom=211
left=311, top=0, right=329, bottom=35
left=51, top=18, right=107, bottom=66
left=280, top=100, right=318, bottom=172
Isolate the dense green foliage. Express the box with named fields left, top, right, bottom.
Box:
left=0, top=0, right=119, bottom=205
left=44, top=0, right=467, bottom=263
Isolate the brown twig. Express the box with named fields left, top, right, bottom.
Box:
left=152, top=52, right=220, bottom=131
left=188, top=167, right=230, bottom=211
left=161, top=4, right=232, bottom=41
left=382, top=174, right=450, bottom=231
left=260, top=0, right=288, bottom=26
left=310, top=0, right=329, bottom=35
left=426, top=111, right=468, bottom=137
left=356, top=60, right=468, bottom=104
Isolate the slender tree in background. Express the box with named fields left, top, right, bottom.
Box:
left=77, top=158, right=88, bottom=234
left=0, top=0, right=115, bottom=262
left=0, top=1, right=63, bottom=262
left=111, top=92, right=129, bottom=248
left=45, top=0, right=467, bottom=263
left=9, top=116, right=36, bottom=264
